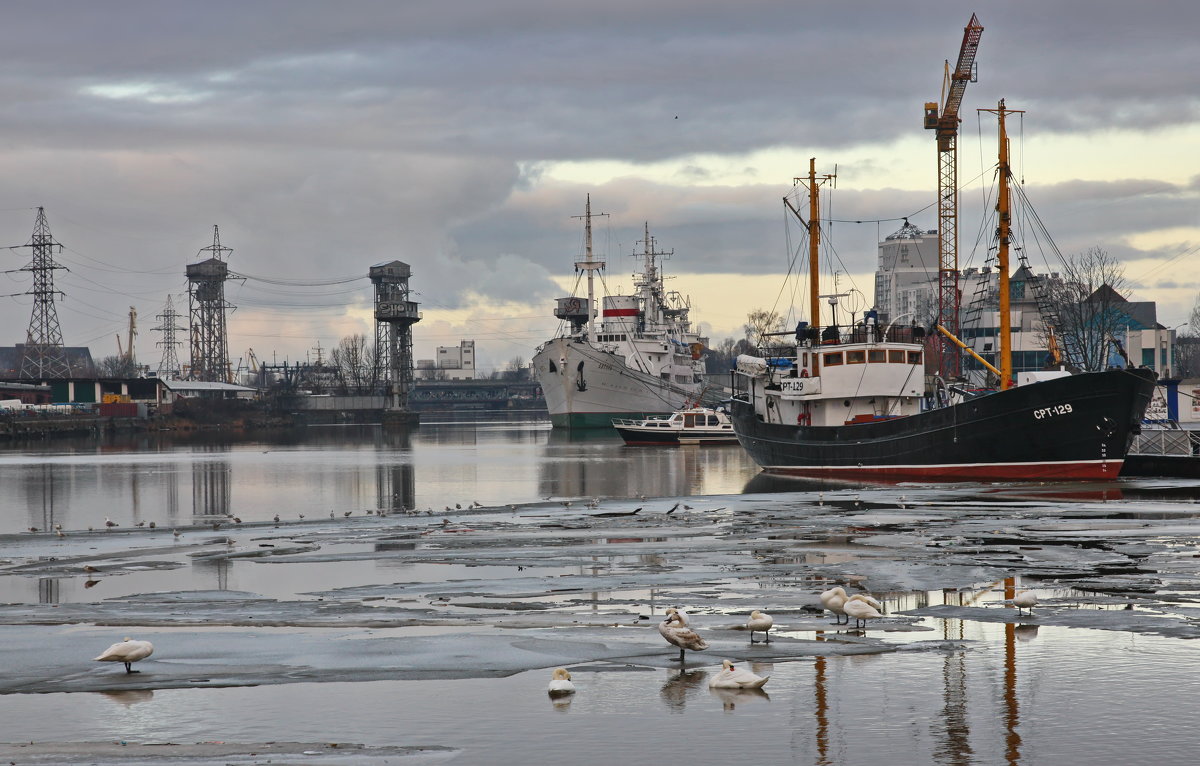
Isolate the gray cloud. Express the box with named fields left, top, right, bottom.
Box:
left=2, top=0, right=1198, bottom=362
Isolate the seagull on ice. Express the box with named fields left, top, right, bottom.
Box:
left=94, top=638, right=154, bottom=674
left=746, top=610, right=774, bottom=643
left=547, top=668, right=576, bottom=697
left=659, top=608, right=708, bottom=662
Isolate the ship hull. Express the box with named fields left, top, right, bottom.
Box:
left=613, top=427, right=739, bottom=446
left=731, top=368, right=1156, bottom=481
left=533, top=338, right=703, bottom=429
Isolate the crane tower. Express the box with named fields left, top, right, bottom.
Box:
left=370, top=261, right=421, bottom=417
left=924, top=13, right=983, bottom=379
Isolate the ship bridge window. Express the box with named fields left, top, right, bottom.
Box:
left=907, top=351, right=922, bottom=365
left=888, top=350, right=906, bottom=363
left=847, top=350, right=866, bottom=364
left=868, top=350, right=886, bottom=363
left=707, top=415, right=720, bottom=426
left=824, top=352, right=844, bottom=366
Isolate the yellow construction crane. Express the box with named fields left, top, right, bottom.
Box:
left=924, top=13, right=983, bottom=379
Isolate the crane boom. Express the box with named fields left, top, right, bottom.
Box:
left=924, top=13, right=983, bottom=381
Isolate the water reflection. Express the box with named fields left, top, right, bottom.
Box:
left=98, top=689, right=155, bottom=707
left=192, top=449, right=232, bottom=518
left=2, top=422, right=761, bottom=533
left=659, top=669, right=708, bottom=713
left=708, top=685, right=770, bottom=712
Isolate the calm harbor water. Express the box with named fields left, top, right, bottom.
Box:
left=2, top=417, right=759, bottom=536
left=3, top=418, right=1200, bottom=765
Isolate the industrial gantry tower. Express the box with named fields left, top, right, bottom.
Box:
left=369, top=261, right=421, bottom=416
left=15, top=207, right=72, bottom=379
left=186, top=225, right=237, bottom=382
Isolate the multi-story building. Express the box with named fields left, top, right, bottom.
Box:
left=417, top=339, right=476, bottom=380
left=872, top=224, right=1176, bottom=381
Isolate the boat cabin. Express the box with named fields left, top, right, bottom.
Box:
left=734, top=325, right=927, bottom=427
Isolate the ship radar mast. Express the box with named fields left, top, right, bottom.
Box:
left=572, top=195, right=608, bottom=337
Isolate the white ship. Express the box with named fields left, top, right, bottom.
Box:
left=532, top=197, right=708, bottom=429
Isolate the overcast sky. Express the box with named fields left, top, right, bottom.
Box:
left=2, top=0, right=1197, bottom=373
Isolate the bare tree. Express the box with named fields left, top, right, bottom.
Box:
left=1173, top=295, right=1200, bottom=378
left=1042, top=247, right=1129, bottom=372
left=329, top=334, right=380, bottom=394
left=96, top=355, right=138, bottom=378
left=503, top=356, right=529, bottom=381
left=743, top=309, right=785, bottom=349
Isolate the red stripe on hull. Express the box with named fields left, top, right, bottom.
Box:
left=764, top=460, right=1124, bottom=482
left=602, top=308, right=639, bottom=316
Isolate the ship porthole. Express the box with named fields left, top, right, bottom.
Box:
left=843, top=400, right=851, bottom=407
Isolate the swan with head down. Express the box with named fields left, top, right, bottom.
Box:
left=819, top=586, right=849, bottom=625
left=547, top=667, right=575, bottom=696
left=94, top=637, right=154, bottom=673
left=746, top=610, right=773, bottom=643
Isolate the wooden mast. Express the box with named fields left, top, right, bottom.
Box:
left=982, top=99, right=1023, bottom=389
left=808, top=159, right=821, bottom=332
left=796, top=158, right=835, bottom=332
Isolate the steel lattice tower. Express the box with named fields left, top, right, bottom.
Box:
left=16, top=207, right=72, bottom=379
left=186, top=226, right=235, bottom=382
left=370, top=261, right=421, bottom=411
left=154, top=294, right=185, bottom=378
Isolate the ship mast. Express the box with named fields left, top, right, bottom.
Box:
left=980, top=99, right=1023, bottom=389
left=795, top=158, right=836, bottom=332
left=572, top=195, right=607, bottom=337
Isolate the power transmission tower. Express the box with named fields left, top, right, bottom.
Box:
left=154, top=294, right=185, bottom=378
left=186, top=225, right=239, bottom=382
left=14, top=207, right=72, bottom=379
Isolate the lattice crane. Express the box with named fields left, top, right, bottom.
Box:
left=924, top=13, right=983, bottom=379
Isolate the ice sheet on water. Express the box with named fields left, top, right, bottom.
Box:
left=1, top=619, right=968, bottom=694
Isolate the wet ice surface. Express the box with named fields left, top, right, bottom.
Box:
left=6, top=427, right=1200, bottom=762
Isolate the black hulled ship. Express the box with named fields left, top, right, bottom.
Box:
left=730, top=107, right=1156, bottom=482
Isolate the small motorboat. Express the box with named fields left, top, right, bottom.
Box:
left=612, top=407, right=739, bottom=446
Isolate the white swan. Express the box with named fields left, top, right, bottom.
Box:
left=659, top=609, right=709, bottom=662
left=94, top=637, right=154, bottom=673
left=746, top=610, right=774, bottom=643
left=819, top=586, right=849, bottom=625
left=843, top=596, right=882, bottom=629
left=547, top=667, right=575, bottom=696
left=1012, top=590, right=1037, bottom=616
left=850, top=593, right=883, bottom=612
left=668, top=606, right=691, bottom=626
left=708, top=659, right=769, bottom=689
